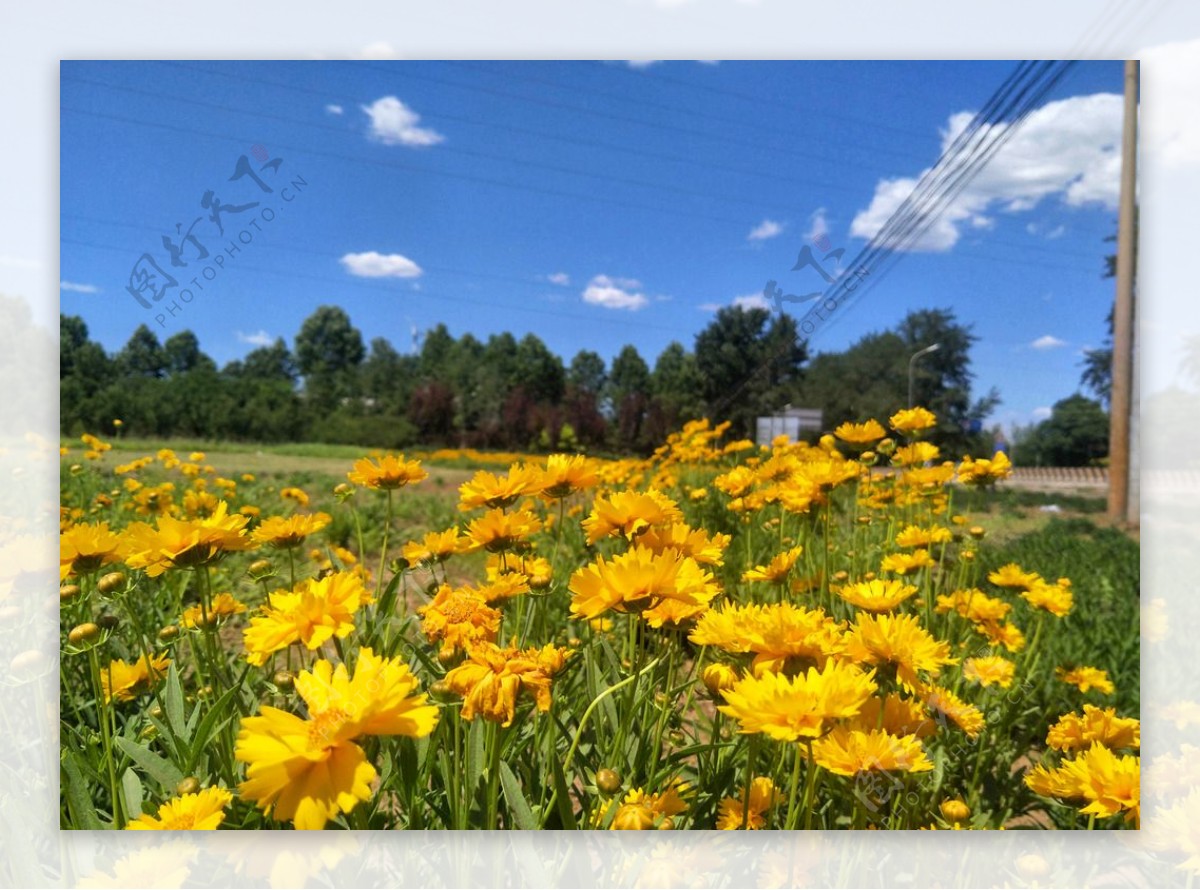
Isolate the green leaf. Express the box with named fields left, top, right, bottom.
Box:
left=61, top=753, right=106, bottom=829
left=114, top=736, right=184, bottom=791
left=164, top=662, right=186, bottom=741
left=548, top=745, right=578, bottom=830
left=465, top=718, right=485, bottom=801
left=499, top=762, right=537, bottom=830
left=121, top=767, right=144, bottom=819
left=186, top=687, right=238, bottom=773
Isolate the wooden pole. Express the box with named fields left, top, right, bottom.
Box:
left=1108, top=59, right=1138, bottom=525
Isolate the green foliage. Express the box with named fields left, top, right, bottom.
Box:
left=1011, top=394, right=1109, bottom=467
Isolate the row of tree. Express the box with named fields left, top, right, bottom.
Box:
left=63, top=303, right=1040, bottom=458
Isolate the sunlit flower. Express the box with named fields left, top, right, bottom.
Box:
left=1047, top=705, right=1140, bottom=752
left=690, top=601, right=847, bottom=675
left=458, top=464, right=545, bottom=511
left=182, top=592, right=247, bottom=629
left=280, top=486, right=310, bottom=507
left=568, top=545, right=720, bottom=624
left=718, top=662, right=877, bottom=742
left=126, top=787, right=233, bottom=830
left=251, top=512, right=331, bottom=549
left=419, top=584, right=501, bottom=655
left=957, top=451, right=1013, bottom=485
left=538, top=453, right=601, bottom=499
left=1024, top=743, right=1139, bottom=823
left=837, top=579, right=918, bottom=613
left=443, top=641, right=571, bottom=726
left=638, top=523, right=730, bottom=566
left=973, top=619, right=1026, bottom=653
left=347, top=454, right=428, bottom=490
left=1021, top=578, right=1074, bottom=618
left=717, top=777, right=777, bottom=830
left=962, top=655, right=1015, bottom=688
left=743, top=547, right=803, bottom=583
left=879, top=549, right=934, bottom=576
left=849, top=692, right=936, bottom=738
left=485, top=553, right=553, bottom=590
left=893, top=442, right=940, bottom=466
left=60, top=522, right=123, bottom=580
left=581, top=489, right=683, bottom=544
left=987, top=563, right=1041, bottom=591
left=917, top=682, right=985, bottom=738
left=889, top=407, right=937, bottom=434
left=100, top=652, right=171, bottom=704
left=894, top=525, right=952, bottom=549
left=834, top=420, right=886, bottom=446
left=402, top=528, right=468, bottom=566
left=936, top=588, right=1012, bottom=623
left=464, top=508, right=543, bottom=553
left=243, top=572, right=369, bottom=666
left=606, top=781, right=689, bottom=830
left=845, top=613, right=955, bottom=688
left=1057, top=665, right=1115, bottom=695
left=122, top=502, right=253, bottom=577
left=236, top=648, right=438, bottom=829
left=811, top=727, right=934, bottom=776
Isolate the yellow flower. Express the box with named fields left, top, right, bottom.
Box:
left=250, top=513, right=331, bottom=549
left=1047, top=705, right=1140, bottom=752
left=834, top=420, right=886, bottom=446
left=606, top=782, right=689, bottom=830
left=464, top=508, right=543, bottom=553
left=581, top=489, right=682, bottom=544
left=973, top=619, right=1026, bottom=653
left=1021, top=578, right=1074, bottom=617
left=181, top=489, right=220, bottom=518
left=894, top=525, right=952, bottom=549
left=538, top=454, right=600, bottom=499
left=242, top=572, right=369, bottom=666
left=940, top=799, right=971, bottom=823
left=60, top=522, right=123, bottom=580
left=849, top=693, right=937, bottom=739
left=936, top=588, right=1012, bottom=623
left=121, top=502, right=253, bottom=577
left=987, top=562, right=1041, bottom=590
left=1057, top=665, right=1115, bottom=695
left=962, top=655, right=1015, bottom=689
left=402, top=528, right=468, bottom=566
left=918, top=683, right=985, bottom=738
left=568, top=546, right=720, bottom=624
left=837, top=579, right=918, bottom=613
left=718, top=662, right=877, bottom=742
left=346, top=454, right=428, bottom=490
left=879, top=549, right=934, bottom=576
left=236, top=648, right=438, bottom=829
left=280, top=486, right=310, bottom=507
left=893, top=442, right=940, bottom=466
left=100, top=652, right=171, bottom=704
left=637, top=523, right=730, bottom=566
left=182, top=593, right=247, bottom=629
left=713, top=466, right=756, bottom=498
left=419, top=584, right=501, bottom=655
left=811, top=727, right=934, bottom=777
left=701, top=663, right=740, bottom=697
left=716, top=777, right=777, bottom=830
left=957, top=451, right=1013, bottom=485
left=845, top=613, right=955, bottom=688
left=1024, top=743, right=1139, bottom=823
left=125, top=787, right=233, bottom=830
left=485, top=553, right=553, bottom=590
left=742, top=546, right=803, bottom=583
left=458, top=464, right=545, bottom=511
left=689, top=601, right=847, bottom=675
left=443, top=641, right=571, bottom=726
left=889, top=407, right=937, bottom=434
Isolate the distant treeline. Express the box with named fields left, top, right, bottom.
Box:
left=61, top=305, right=1003, bottom=456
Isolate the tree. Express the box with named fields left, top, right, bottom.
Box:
left=117, top=325, right=166, bottom=378
left=294, top=306, right=366, bottom=411
left=567, top=350, right=607, bottom=396
left=163, top=330, right=216, bottom=375
left=652, top=341, right=705, bottom=426
left=1012, top=394, right=1109, bottom=466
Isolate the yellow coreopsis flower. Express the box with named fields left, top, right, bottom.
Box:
left=957, top=451, right=1013, bottom=485
left=879, top=549, right=934, bottom=576
left=810, top=727, right=934, bottom=777
left=845, top=613, right=956, bottom=689
left=1021, top=578, right=1074, bottom=618
left=568, top=545, right=720, bottom=623
left=121, top=501, right=253, bottom=577
left=125, top=787, right=233, bottom=830
left=838, top=579, right=918, bottom=613
left=402, top=528, right=468, bottom=566
left=1024, top=743, right=1140, bottom=823
left=242, top=572, right=369, bottom=666
left=182, top=592, right=247, bottom=629
left=889, top=407, right=937, bottom=434
left=250, top=512, right=331, bottom=549
left=236, top=648, right=439, bottom=829
left=689, top=601, right=847, bottom=675
left=464, top=508, right=543, bottom=553
left=743, top=546, right=803, bottom=583
left=918, top=682, right=985, bottom=738
left=458, top=464, right=545, bottom=511
left=973, top=618, right=1026, bottom=653
left=834, top=420, right=886, bottom=447
left=894, top=524, right=953, bottom=549
left=849, top=693, right=936, bottom=738
left=893, top=442, right=940, bottom=466
left=606, top=781, right=689, bottom=830
left=936, top=588, right=1012, bottom=623
left=419, top=584, right=501, bottom=655
left=716, top=777, right=778, bottom=830
left=987, top=563, right=1041, bottom=590
left=962, top=655, right=1016, bottom=689
left=1047, top=705, right=1140, bottom=752
left=718, top=662, right=877, bottom=742
left=538, top=453, right=600, bottom=499
left=280, top=486, right=310, bottom=507
left=346, top=454, right=428, bottom=490
left=581, top=489, right=683, bottom=544
left=1057, top=665, right=1115, bottom=695
left=485, top=553, right=553, bottom=590
left=100, top=652, right=171, bottom=704
left=638, top=523, right=730, bottom=567
left=442, top=641, right=571, bottom=726
left=60, top=522, right=124, bottom=580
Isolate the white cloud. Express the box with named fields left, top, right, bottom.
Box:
left=804, top=208, right=829, bottom=244
left=733, top=293, right=771, bottom=311
left=698, top=302, right=722, bottom=312
left=356, top=41, right=401, bottom=60
left=547, top=272, right=570, bottom=286
left=340, top=251, right=423, bottom=278
left=325, top=104, right=344, bottom=116
left=1045, top=224, right=1066, bottom=239
left=582, top=274, right=647, bottom=311
left=1032, top=406, right=1053, bottom=420
left=361, top=97, right=444, bottom=147
left=237, top=330, right=273, bottom=347
left=60, top=280, right=98, bottom=294
left=1031, top=334, right=1067, bottom=350
left=850, top=92, right=1123, bottom=252
left=747, top=218, right=784, bottom=242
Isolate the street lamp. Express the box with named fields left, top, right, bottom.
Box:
left=908, top=343, right=941, bottom=408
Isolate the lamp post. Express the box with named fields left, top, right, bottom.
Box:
left=908, top=343, right=941, bottom=408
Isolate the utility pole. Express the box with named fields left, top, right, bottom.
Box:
left=1108, top=59, right=1138, bottom=526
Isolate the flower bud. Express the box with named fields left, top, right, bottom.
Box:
left=334, top=483, right=354, bottom=497
left=247, top=559, right=273, bottom=579
left=68, top=622, right=100, bottom=645
left=429, top=679, right=454, bottom=701
left=962, top=550, right=976, bottom=562
left=437, top=647, right=460, bottom=668
left=97, top=571, right=126, bottom=596
left=701, top=663, right=738, bottom=697
left=969, top=526, right=986, bottom=539
left=97, top=614, right=119, bottom=631
left=139, top=725, right=158, bottom=741
left=859, top=451, right=878, bottom=466
left=272, top=670, right=294, bottom=691
left=876, top=437, right=896, bottom=456
left=60, top=585, right=82, bottom=603
left=149, top=705, right=164, bottom=719
left=157, top=625, right=179, bottom=642
left=596, top=768, right=622, bottom=795
left=940, top=798, right=970, bottom=822
left=175, top=777, right=200, bottom=796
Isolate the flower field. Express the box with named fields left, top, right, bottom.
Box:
left=58, top=409, right=1139, bottom=831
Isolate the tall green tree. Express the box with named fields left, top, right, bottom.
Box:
left=294, top=306, right=366, bottom=412
left=1012, top=394, right=1109, bottom=466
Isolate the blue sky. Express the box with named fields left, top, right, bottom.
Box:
left=60, top=60, right=1125, bottom=431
